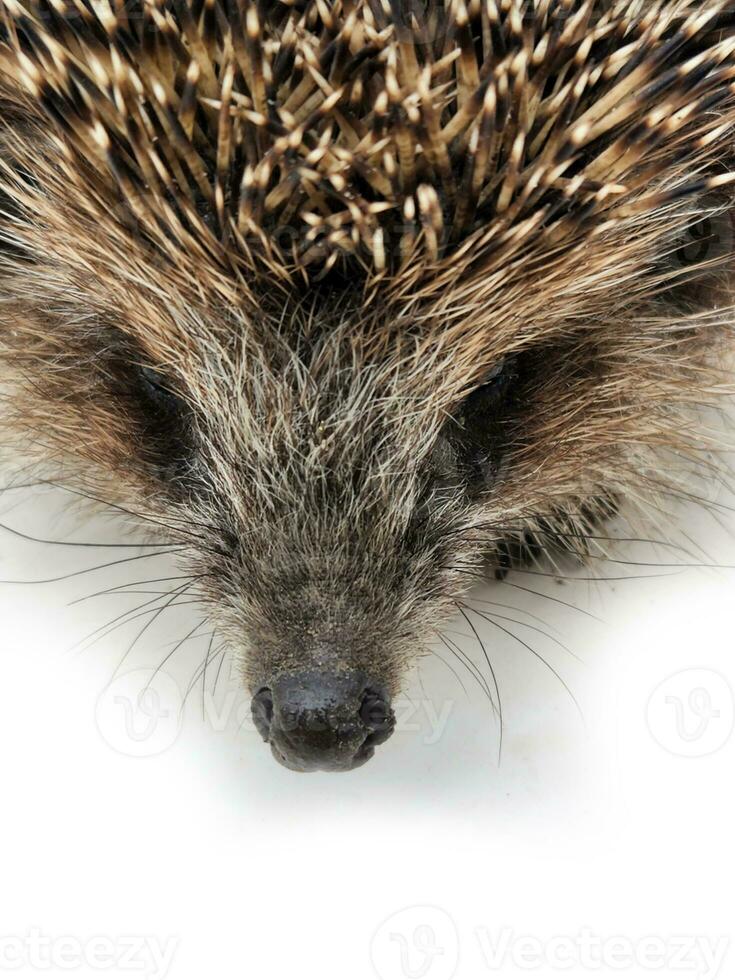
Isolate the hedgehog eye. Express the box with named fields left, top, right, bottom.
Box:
left=451, top=355, right=520, bottom=487
left=133, top=364, right=193, bottom=474
left=461, top=356, right=518, bottom=429
left=138, top=365, right=185, bottom=417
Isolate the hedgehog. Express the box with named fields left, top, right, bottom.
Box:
left=0, top=0, right=734, bottom=772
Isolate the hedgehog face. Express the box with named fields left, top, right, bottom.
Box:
left=84, top=289, right=638, bottom=773
left=21, top=283, right=555, bottom=772
left=106, top=300, right=527, bottom=772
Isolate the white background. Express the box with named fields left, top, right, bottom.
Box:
left=0, top=481, right=733, bottom=980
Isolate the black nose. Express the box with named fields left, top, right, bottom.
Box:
left=251, top=668, right=395, bottom=772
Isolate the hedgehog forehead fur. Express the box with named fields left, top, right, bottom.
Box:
left=1, top=1, right=735, bottom=746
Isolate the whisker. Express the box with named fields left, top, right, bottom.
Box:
left=466, top=596, right=560, bottom=630
left=144, top=617, right=209, bottom=693
left=198, top=633, right=218, bottom=718
left=76, top=598, right=203, bottom=657
left=105, top=582, right=196, bottom=686
left=465, top=521, right=689, bottom=551
left=455, top=603, right=503, bottom=763
left=184, top=638, right=230, bottom=722
left=428, top=646, right=469, bottom=698
left=69, top=574, right=203, bottom=606
left=473, top=609, right=585, bottom=726
left=0, top=478, right=222, bottom=538
left=0, top=519, right=174, bottom=549
left=497, top=580, right=602, bottom=620
left=464, top=603, right=581, bottom=663
left=0, top=548, right=189, bottom=586
left=437, top=631, right=494, bottom=705
left=212, top=644, right=229, bottom=699
left=447, top=564, right=686, bottom=583
left=71, top=580, right=197, bottom=650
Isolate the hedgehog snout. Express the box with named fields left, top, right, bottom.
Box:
left=251, top=668, right=395, bottom=772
